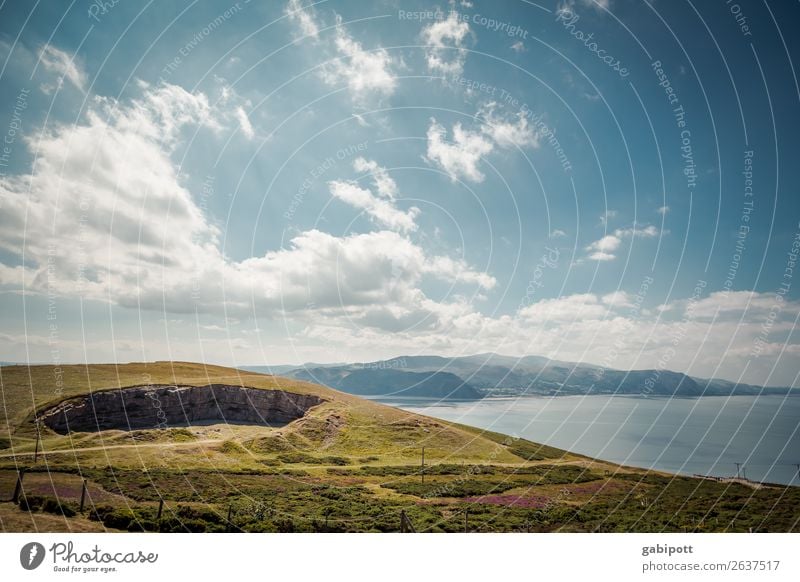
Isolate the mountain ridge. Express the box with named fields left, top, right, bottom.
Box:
left=242, top=352, right=795, bottom=398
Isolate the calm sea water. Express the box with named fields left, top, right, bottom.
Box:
left=372, top=395, right=800, bottom=485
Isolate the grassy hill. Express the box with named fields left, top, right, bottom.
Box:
left=0, top=362, right=798, bottom=533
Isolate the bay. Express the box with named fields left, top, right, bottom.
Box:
left=371, top=394, right=800, bottom=485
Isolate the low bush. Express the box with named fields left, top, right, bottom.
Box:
left=41, top=497, right=77, bottom=518
left=18, top=494, right=45, bottom=512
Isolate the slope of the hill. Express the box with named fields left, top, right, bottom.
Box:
left=0, top=362, right=797, bottom=533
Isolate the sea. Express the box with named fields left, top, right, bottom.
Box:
left=370, top=394, right=800, bottom=485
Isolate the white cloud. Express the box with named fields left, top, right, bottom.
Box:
left=657, top=205, right=670, bottom=215
left=424, top=255, right=496, bottom=290
left=285, top=0, right=319, bottom=39
left=601, top=290, right=633, bottom=308
left=586, top=234, right=622, bottom=261
left=284, top=3, right=397, bottom=103
left=296, top=289, right=800, bottom=386
left=234, top=106, right=254, bottom=139
left=425, top=118, right=494, bottom=182
left=599, top=209, right=618, bottom=226
left=421, top=10, right=470, bottom=76
left=236, top=229, right=493, bottom=312
left=322, top=15, right=397, bottom=103
left=559, top=0, right=611, bottom=14
left=510, top=41, right=526, bottom=53
left=351, top=112, right=370, bottom=127
left=328, top=180, right=419, bottom=232
left=585, top=224, right=661, bottom=261
left=583, top=0, right=611, bottom=10
left=614, top=224, right=660, bottom=239
left=550, top=229, right=567, bottom=238
left=423, top=104, right=541, bottom=181
left=479, top=102, right=539, bottom=149
left=0, top=80, right=494, bottom=329
left=329, top=158, right=419, bottom=231
left=38, top=45, right=87, bottom=93
left=520, top=293, right=610, bottom=322
left=353, top=157, right=397, bottom=198
left=586, top=251, right=616, bottom=261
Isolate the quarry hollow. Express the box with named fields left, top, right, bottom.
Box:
left=37, top=384, right=326, bottom=434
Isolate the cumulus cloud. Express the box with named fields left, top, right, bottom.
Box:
left=284, top=2, right=397, bottom=103
left=322, top=15, right=397, bottom=103
left=585, top=224, right=661, bottom=261
left=296, top=289, right=800, bottom=386
left=329, top=158, right=419, bottom=231
left=353, top=157, right=397, bottom=198
left=0, top=79, right=492, bottom=330
left=425, top=119, right=494, bottom=182
left=657, top=205, right=670, bottom=215
left=38, top=45, right=87, bottom=92
left=424, top=104, right=543, bottom=182
left=585, top=234, right=622, bottom=261
left=479, top=102, right=540, bottom=149
left=599, top=209, right=618, bottom=226
left=558, top=0, right=611, bottom=15
left=421, top=10, right=470, bottom=75
left=234, top=106, right=255, bottom=139
left=285, top=0, right=319, bottom=39
left=584, top=0, right=611, bottom=10
left=0, top=82, right=228, bottom=309
left=328, top=180, right=419, bottom=232
left=614, top=224, right=660, bottom=239
left=601, top=290, right=634, bottom=308
left=520, top=293, right=611, bottom=322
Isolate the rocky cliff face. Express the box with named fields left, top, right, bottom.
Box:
left=39, top=384, right=325, bottom=434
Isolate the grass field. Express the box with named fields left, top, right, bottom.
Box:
left=1, top=362, right=798, bottom=533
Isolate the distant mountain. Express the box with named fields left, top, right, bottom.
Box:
left=290, top=367, right=481, bottom=399
left=256, top=353, right=795, bottom=398
left=242, top=362, right=347, bottom=376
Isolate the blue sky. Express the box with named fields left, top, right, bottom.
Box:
left=0, top=0, right=798, bottom=386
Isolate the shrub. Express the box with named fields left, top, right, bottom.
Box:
left=322, top=456, right=350, bottom=466
left=41, top=498, right=77, bottom=518
left=18, top=494, right=44, bottom=512
left=88, top=504, right=114, bottom=522
left=101, top=508, right=137, bottom=530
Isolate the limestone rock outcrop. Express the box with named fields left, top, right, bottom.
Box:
left=39, top=384, right=325, bottom=434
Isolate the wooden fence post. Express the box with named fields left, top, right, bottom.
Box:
left=12, top=468, right=26, bottom=504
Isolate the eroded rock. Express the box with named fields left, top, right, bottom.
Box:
left=38, top=384, right=325, bottom=434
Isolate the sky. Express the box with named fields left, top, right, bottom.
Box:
left=0, top=0, right=799, bottom=386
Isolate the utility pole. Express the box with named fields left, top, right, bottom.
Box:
left=735, top=462, right=741, bottom=478
left=794, top=464, right=800, bottom=482
left=742, top=467, right=747, bottom=481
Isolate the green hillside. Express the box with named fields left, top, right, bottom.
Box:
left=0, top=362, right=798, bottom=533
